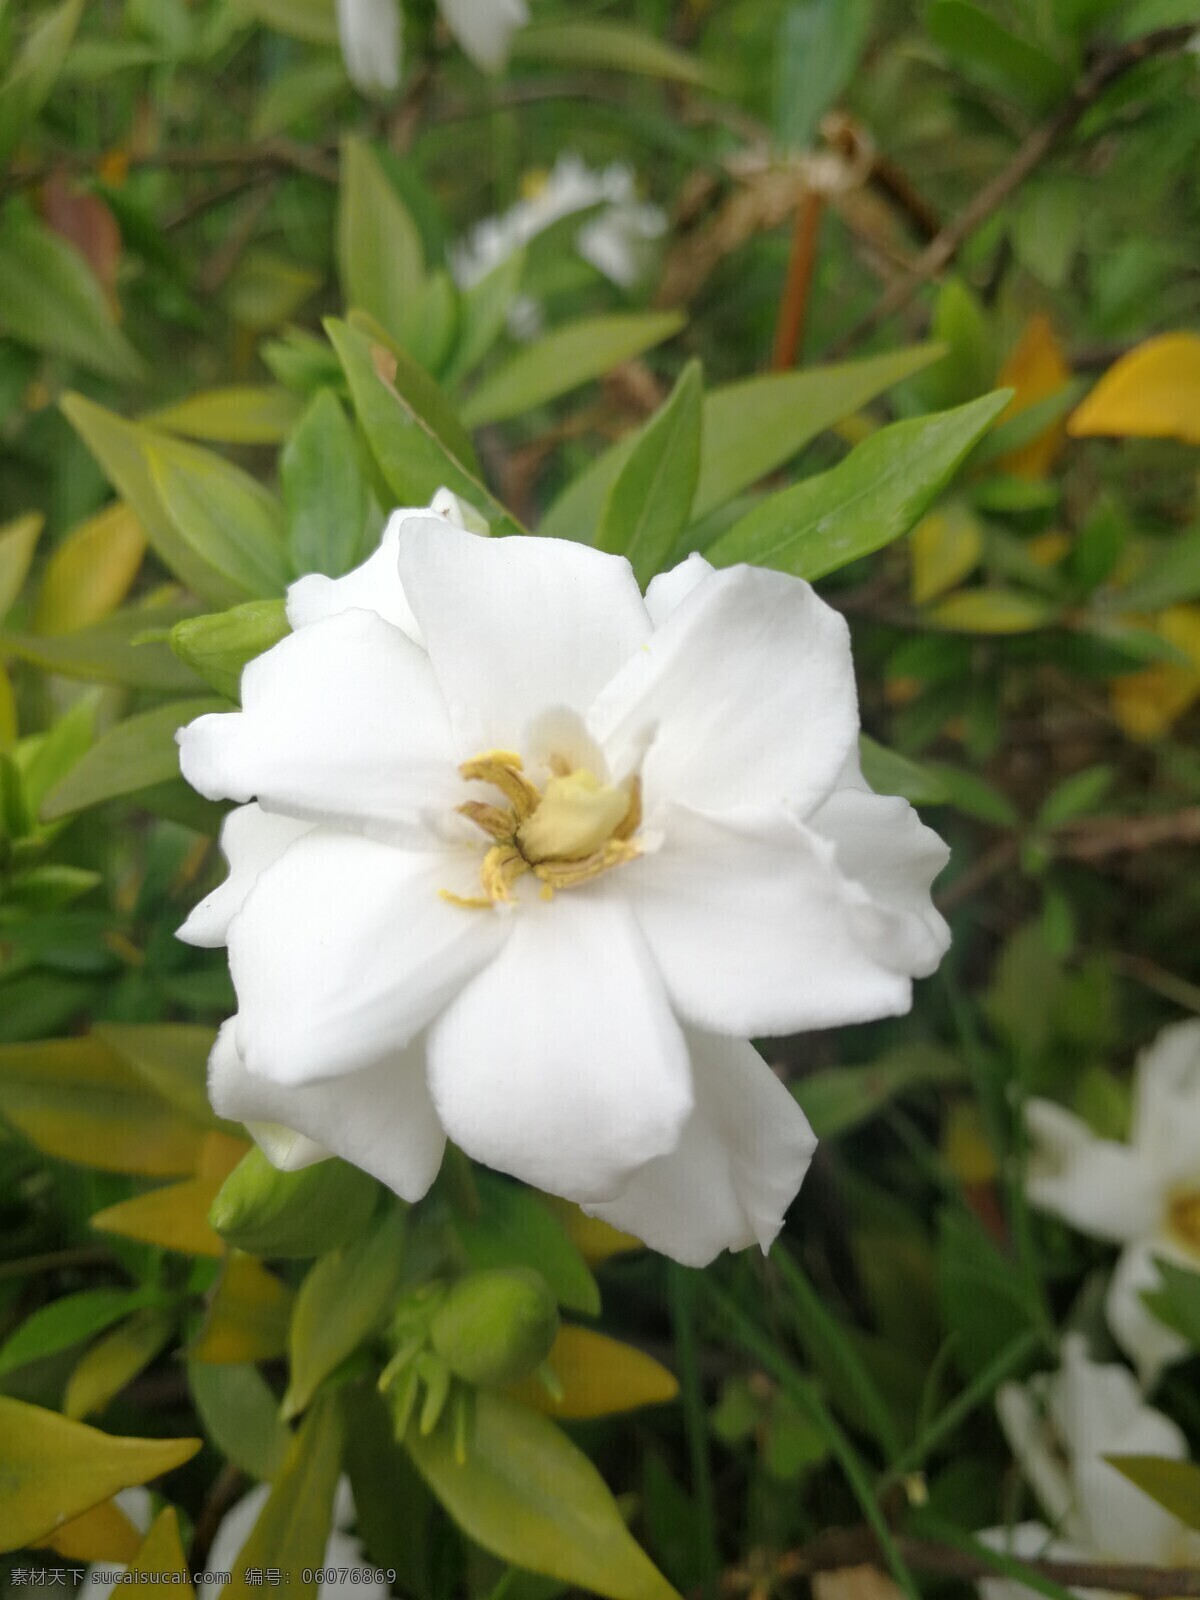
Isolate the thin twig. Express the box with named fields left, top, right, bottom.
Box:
left=1054, top=806, right=1200, bottom=861
left=784, top=1528, right=1200, bottom=1594
left=772, top=190, right=825, bottom=369
left=3, top=138, right=338, bottom=200
left=828, top=25, right=1195, bottom=356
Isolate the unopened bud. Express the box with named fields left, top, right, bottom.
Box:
left=430, top=1268, right=559, bottom=1387
left=209, top=1146, right=378, bottom=1257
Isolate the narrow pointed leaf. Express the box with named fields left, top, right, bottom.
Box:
left=597, top=361, right=702, bottom=585
left=40, top=696, right=228, bottom=821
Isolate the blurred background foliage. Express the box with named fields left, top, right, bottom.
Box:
left=2, top=0, right=1200, bottom=1594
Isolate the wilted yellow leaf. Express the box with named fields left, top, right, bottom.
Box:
left=507, top=1325, right=678, bottom=1419
left=541, top=1196, right=643, bottom=1265
left=927, top=589, right=1053, bottom=633
left=64, top=1309, right=176, bottom=1421
left=0, top=1037, right=208, bottom=1178
left=33, top=501, right=146, bottom=635
left=197, top=1129, right=252, bottom=1181
left=32, top=1496, right=141, bottom=1561
left=1026, top=530, right=1071, bottom=567
left=910, top=504, right=984, bottom=605
left=995, top=314, right=1071, bottom=478
left=1069, top=332, right=1200, bottom=444
left=125, top=1506, right=194, bottom=1592
left=0, top=511, right=43, bottom=619
left=813, top=1568, right=906, bottom=1600
left=1111, top=604, right=1200, bottom=741
left=191, top=1254, right=293, bottom=1364
left=0, top=1395, right=199, bottom=1554
left=91, top=1176, right=227, bottom=1258
left=942, top=1102, right=998, bottom=1186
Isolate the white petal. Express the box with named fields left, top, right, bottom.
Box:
left=625, top=804, right=916, bottom=1036
left=336, top=0, right=402, bottom=95
left=177, top=803, right=313, bottom=948
left=321, top=1531, right=389, bottom=1600
left=995, top=1379, right=1077, bottom=1537
left=1130, top=1018, right=1200, bottom=1181
left=1023, top=1100, right=1161, bottom=1244
left=643, top=553, right=713, bottom=625
left=1105, top=1237, right=1190, bottom=1388
left=590, top=563, right=859, bottom=820
left=806, top=785, right=951, bottom=976
left=205, top=1483, right=270, bottom=1575
left=438, top=0, right=528, bottom=71
left=286, top=509, right=445, bottom=640
left=427, top=891, right=691, bottom=1203
left=209, top=1020, right=446, bottom=1203
left=177, top=608, right=461, bottom=834
left=397, top=523, right=649, bottom=756
left=975, top=1525, right=1082, bottom=1600
left=246, top=1121, right=330, bottom=1172
left=229, top=831, right=504, bottom=1084
left=585, top=1031, right=816, bottom=1266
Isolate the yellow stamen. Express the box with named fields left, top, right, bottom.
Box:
left=459, top=751, right=540, bottom=820
left=1167, top=1190, right=1200, bottom=1255
left=481, top=843, right=529, bottom=903
left=457, top=800, right=516, bottom=840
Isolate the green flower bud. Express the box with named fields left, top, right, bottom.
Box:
left=209, top=1146, right=379, bottom=1257
left=430, top=1268, right=559, bottom=1387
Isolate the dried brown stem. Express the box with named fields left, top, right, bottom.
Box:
left=772, top=189, right=826, bottom=370
left=828, top=25, right=1195, bottom=356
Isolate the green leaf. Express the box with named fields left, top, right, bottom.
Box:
left=927, top=589, right=1055, bottom=633
left=596, top=361, right=702, bottom=585
left=63, top=1308, right=176, bottom=1420
left=224, top=1398, right=344, bottom=1600
left=858, top=735, right=951, bottom=805
left=1036, top=764, right=1114, bottom=828
left=283, top=1204, right=406, bottom=1419
left=281, top=390, right=370, bottom=579
left=406, top=1389, right=680, bottom=1600
left=0, top=0, right=85, bottom=161
left=0, top=513, right=43, bottom=620
left=0, top=605, right=204, bottom=692
left=444, top=248, right=527, bottom=389
left=539, top=343, right=944, bottom=544
left=1112, top=0, right=1200, bottom=41
left=938, top=1210, right=1039, bottom=1376
left=915, top=279, right=995, bottom=412
left=927, top=0, right=1071, bottom=111
left=0, top=207, right=145, bottom=383
left=1112, top=528, right=1200, bottom=612
left=774, top=0, right=873, bottom=151
left=61, top=394, right=254, bottom=607
left=347, top=308, right=480, bottom=472
left=461, top=313, right=684, bottom=429
left=1105, top=1455, right=1200, bottom=1532
left=707, top=391, right=1011, bottom=578
left=1141, top=1257, right=1200, bottom=1349
left=0, top=1289, right=155, bottom=1380
left=94, top=1022, right=222, bottom=1128
left=327, top=318, right=522, bottom=537
left=794, top=1046, right=963, bottom=1138
left=142, top=386, right=304, bottom=445
left=456, top=1172, right=601, bottom=1318
left=170, top=601, right=290, bottom=701
left=920, top=760, right=1017, bottom=826
left=0, top=1395, right=199, bottom=1555
left=187, top=1361, right=291, bottom=1483
left=251, top=54, right=345, bottom=140
left=338, top=136, right=426, bottom=349
left=509, top=21, right=713, bottom=85
left=147, top=439, right=290, bottom=599
left=211, top=1147, right=380, bottom=1257
left=39, top=696, right=228, bottom=822
left=237, top=0, right=338, bottom=47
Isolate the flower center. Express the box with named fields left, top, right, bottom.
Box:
left=1165, top=1188, right=1200, bottom=1257
left=442, top=750, right=641, bottom=909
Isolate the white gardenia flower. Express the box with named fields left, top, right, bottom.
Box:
left=1024, top=1018, right=1200, bottom=1385
left=335, top=0, right=528, bottom=96
left=978, top=1334, right=1200, bottom=1600
left=177, top=494, right=951, bottom=1267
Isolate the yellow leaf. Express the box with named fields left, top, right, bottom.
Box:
left=31, top=1496, right=141, bottom=1561
left=0, top=511, right=43, bottom=619
left=32, top=501, right=146, bottom=635
left=0, top=1394, right=199, bottom=1554
left=142, top=386, right=303, bottom=445
left=197, top=1129, right=252, bottom=1181
left=125, top=1506, right=194, bottom=1593
left=1110, top=604, right=1200, bottom=741
left=927, top=589, right=1053, bottom=633
left=0, top=660, right=15, bottom=748
left=910, top=504, right=984, bottom=605
left=64, top=1309, right=176, bottom=1421
left=507, top=1325, right=678, bottom=1419
left=191, top=1254, right=293, bottom=1364
left=995, top=314, right=1071, bottom=478
left=0, top=1037, right=209, bottom=1178
left=942, top=1102, right=998, bottom=1186
left=1026, top=530, right=1071, bottom=568
left=540, top=1196, right=643, bottom=1265
left=91, top=1176, right=226, bottom=1258
left=1069, top=332, right=1200, bottom=444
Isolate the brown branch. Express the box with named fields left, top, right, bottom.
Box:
left=784, top=1528, right=1200, bottom=1594
left=1054, top=806, right=1200, bottom=861
left=4, top=138, right=338, bottom=201
left=772, top=190, right=826, bottom=369
left=828, top=25, right=1195, bottom=356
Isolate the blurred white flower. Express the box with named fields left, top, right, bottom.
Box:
left=206, top=1478, right=385, bottom=1597
left=979, top=1334, right=1200, bottom=1600
left=451, top=154, right=668, bottom=336
left=1024, top=1019, right=1200, bottom=1385
left=178, top=496, right=950, bottom=1266
left=336, top=0, right=528, bottom=95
